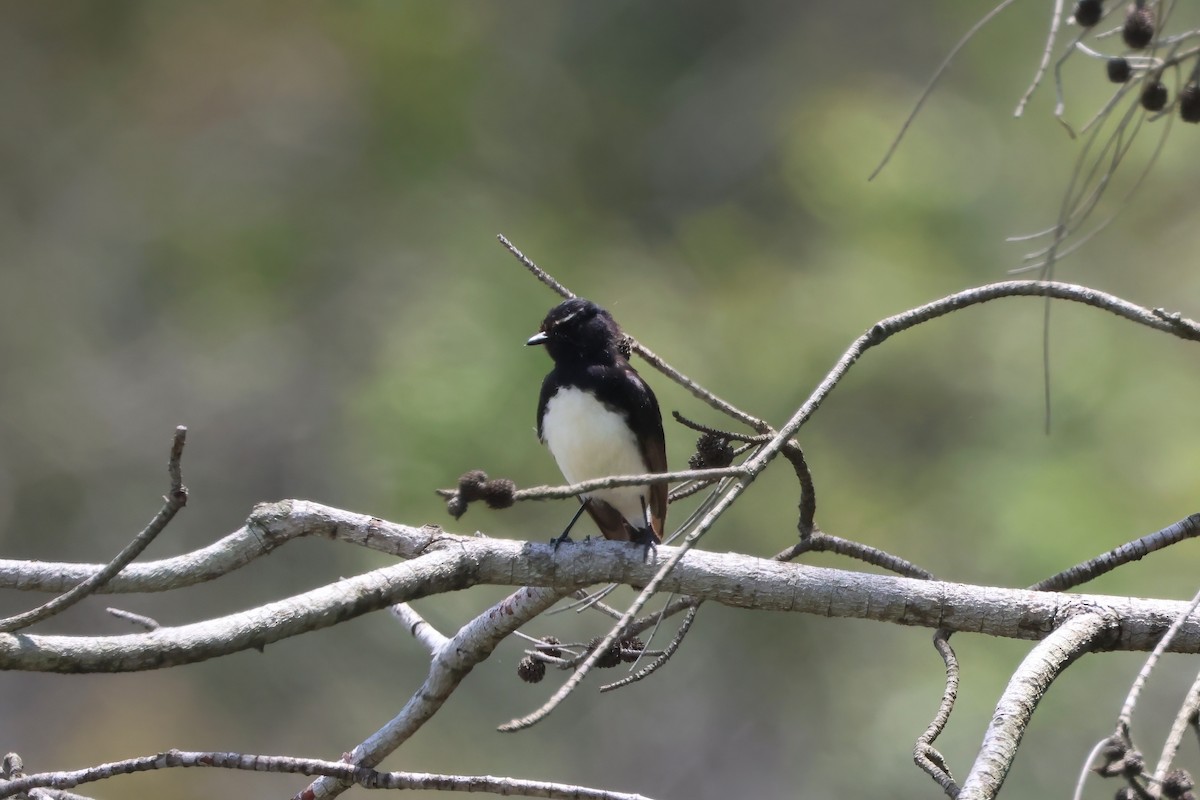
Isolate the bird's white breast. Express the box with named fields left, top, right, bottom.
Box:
left=541, top=386, right=650, bottom=528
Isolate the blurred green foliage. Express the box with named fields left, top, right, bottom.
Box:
left=0, top=3, right=1197, bottom=798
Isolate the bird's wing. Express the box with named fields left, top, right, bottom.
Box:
left=583, top=498, right=633, bottom=542
left=618, top=364, right=667, bottom=542
left=535, top=373, right=556, bottom=442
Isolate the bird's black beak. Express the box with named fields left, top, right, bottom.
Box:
left=525, top=331, right=548, bottom=346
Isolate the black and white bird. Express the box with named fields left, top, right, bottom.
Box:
left=526, top=298, right=667, bottom=546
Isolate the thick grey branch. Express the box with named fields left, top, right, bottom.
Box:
left=0, top=501, right=431, bottom=594
left=0, top=545, right=474, bottom=672
left=1, top=502, right=1198, bottom=674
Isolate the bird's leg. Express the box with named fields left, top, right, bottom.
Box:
left=629, top=526, right=658, bottom=559
left=552, top=499, right=589, bottom=549
left=630, top=497, right=658, bottom=562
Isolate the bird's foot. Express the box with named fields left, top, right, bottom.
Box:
left=629, top=530, right=658, bottom=562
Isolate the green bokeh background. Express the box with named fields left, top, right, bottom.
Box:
left=0, top=3, right=1197, bottom=798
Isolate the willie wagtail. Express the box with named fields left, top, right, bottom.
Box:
left=526, top=298, right=667, bottom=546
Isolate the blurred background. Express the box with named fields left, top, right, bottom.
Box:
left=0, top=2, right=1197, bottom=798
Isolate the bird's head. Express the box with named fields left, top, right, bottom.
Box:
left=526, top=298, right=623, bottom=363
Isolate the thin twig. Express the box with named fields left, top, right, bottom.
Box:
left=1072, top=737, right=1116, bottom=800
left=439, top=466, right=748, bottom=505
left=626, top=596, right=697, bottom=636
left=545, top=586, right=620, bottom=616
left=776, top=532, right=935, bottom=580
left=1153, top=649, right=1200, bottom=784
left=914, top=631, right=962, bottom=798
left=759, top=280, right=1200, bottom=495
left=632, top=343, right=770, bottom=432
left=0, top=426, right=189, bottom=633
left=1013, top=0, right=1065, bottom=117
left=670, top=411, right=771, bottom=444
left=389, top=603, right=448, bottom=654
left=1, top=753, right=96, bottom=800
left=1118, top=584, right=1200, bottom=779
left=869, top=0, right=1018, bottom=181
left=667, top=480, right=718, bottom=503
left=601, top=602, right=701, bottom=692
left=0, top=748, right=652, bottom=800
left=1029, top=514, right=1200, bottom=592
left=780, top=440, right=817, bottom=536
left=105, top=608, right=160, bottom=632
left=496, top=234, right=574, bottom=300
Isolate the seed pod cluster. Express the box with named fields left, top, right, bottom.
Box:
left=1122, top=4, right=1155, bottom=49
left=1074, top=0, right=1103, bottom=27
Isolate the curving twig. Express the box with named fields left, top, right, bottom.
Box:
left=1013, top=0, right=1065, bottom=117
left=914, top=631, right=962, bottom=797
left=869, top=0, right=1019, bottom=181
left=776, top=532, right=934, bottom=580
left=302, top=586, right=569, bottom=799
left=0, top=426, right=189, bottom=633
left=0, top=502, right=437, bottom=595
left=600, top=602, right=700, bottom=692
left=1154, top=660, right=1200, bottom=786
left=958, top=612, right=1115, bottom=800
left=1123, top=584, right=1200, bottom=782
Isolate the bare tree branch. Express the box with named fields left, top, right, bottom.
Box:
left=2, top=753, right=96, bottom=800
left=959, top=611, right=1116, bottom=800
left=914, top=631, right=963, bottom=796
left=600, top=602, right=700, bottom=692
left=0, top=502, right=431, bottom=594
left=389, top=602, right=448, bottom=653
left=301, top=586, right=569, bottom=799
left=0, top=749, right=652, bottom=800
left=3, top=502, right=1200, bottom=677
left=437, top=466, right=748, bottom=518
left=0, top=426, right=189, bottom=632
left=1030, top=513, right=1200, bottom=592
left=1155, top=667, right=1200, bottom=787
left=104, top=607, right=160, bottom=632
left=0, top=542, right=470, bottom=672
left=869, top=0, right=1019, bottom=181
